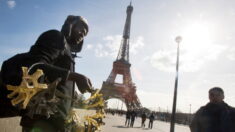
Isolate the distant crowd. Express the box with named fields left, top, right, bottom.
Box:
left=105, top=108, right=192, bottom=127
left=105, top=109, right=155, bottom=129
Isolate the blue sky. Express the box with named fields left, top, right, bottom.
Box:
left=1, top=0, right=235, bottom=113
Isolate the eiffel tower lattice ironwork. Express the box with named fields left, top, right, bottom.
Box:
left=100, top=3, right=142, bottom=110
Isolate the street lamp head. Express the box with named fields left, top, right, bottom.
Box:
left=175, top=36, right=182, bottom=43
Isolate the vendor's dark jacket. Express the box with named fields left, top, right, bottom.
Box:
left=0, top=30, right=74, bottom=127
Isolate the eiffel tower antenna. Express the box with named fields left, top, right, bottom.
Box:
left=116, top=2, right=133, bottom=63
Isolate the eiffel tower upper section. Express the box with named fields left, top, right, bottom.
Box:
left=116, top=2, right=133, bottom=64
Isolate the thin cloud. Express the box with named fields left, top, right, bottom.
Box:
left=226, top=47, right=235, bottom=61
left=137, top=90, right=172, bottom=112
left=85, top=44, right=93, bottom=50
left=34, top=5, right=39, bottom=9
left=88, top=35, right=145, bottom=58
left=92, top=35, right=120, bottom=58
left=150, top=43, right=227, bottom=72
left=130, top=36, right=145, bottom=54
left=7, top=0, right=16, bottom=9
left=150, top=50, right=176, bottom=72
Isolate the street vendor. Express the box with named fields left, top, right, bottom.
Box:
left=0, top=15, right=93, bottom=132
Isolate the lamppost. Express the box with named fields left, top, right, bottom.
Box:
left=121, top=101, right=124, bottom=111
left=116, top=100, right=119, bottom=110
left=189, top=104, right=192, bottom=123
left=189, top=104, right=191, bottom=114
left=170, top=36, right=182, bottom=132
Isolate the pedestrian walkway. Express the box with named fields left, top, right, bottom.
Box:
left=0, top=113, right=190, bottom=132
left=102, top=115, right=190, bottom=132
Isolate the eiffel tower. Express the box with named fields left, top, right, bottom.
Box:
left=100, top=3, right=142, bottom=110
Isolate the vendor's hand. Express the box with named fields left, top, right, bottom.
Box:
left=76, top=74, right=93, bottom=94
left=68, top=72, right=93, bottom=93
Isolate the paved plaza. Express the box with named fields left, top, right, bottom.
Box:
left=102, top=115, right=190, bottom=132
left=0, top=114, right=190, bottom=132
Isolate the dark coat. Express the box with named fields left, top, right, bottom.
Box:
left=149, top=114, right=155, bottom=122
left=126, top=110, right=131, bottom=119
left=0, top=30, right=72, bottom=123
left=131, top=111, right=137, bottom=120
left=190, top=102, right=235, bottom=132
left=141, top=113, right=147, bottom=121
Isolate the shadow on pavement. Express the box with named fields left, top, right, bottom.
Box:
left=112, top=125, right=128, bottom=128
left=112, top=125, right=151, bottom=130
left=143, top=128, right=151, bottom=130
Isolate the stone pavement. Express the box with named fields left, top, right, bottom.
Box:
left=0, top=116, right=21, bottom=132
left=0, top=113, right=190, bottom=132
left=102, top=115, right=190, bottom=132
left=0, top=109, right=96, bottom=132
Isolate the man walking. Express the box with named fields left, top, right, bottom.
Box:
left=130, top=110, right=137, bottom=128
left=148, top=112, right=155, bottom=129
left=141, top=112, right=147, bottom=128
left=125, top=109, right=131, bottom=127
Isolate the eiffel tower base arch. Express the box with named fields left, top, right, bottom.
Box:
left=100, top=81, right=142, bottom=110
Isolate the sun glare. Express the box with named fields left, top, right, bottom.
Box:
left=174, top=22, right=218, bottom=72
left=181, top=22, right=214, bottom=50
left=179, top=22, right=217, bottom=60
